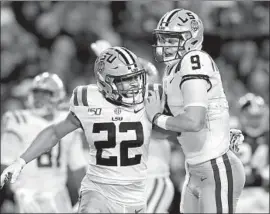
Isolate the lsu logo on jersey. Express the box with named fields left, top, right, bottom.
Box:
left=112, top=116, right=123, bottom=121
left=112, top=107, right=123, bottom=121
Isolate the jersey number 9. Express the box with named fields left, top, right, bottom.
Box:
left=190, top=55, right=201, bottom=70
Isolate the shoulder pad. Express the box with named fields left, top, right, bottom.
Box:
left=177, top=50, right=216, bottom=76
left=2, top=110, right=28, bottom=127
left=70, top=85, right=90, bottom=107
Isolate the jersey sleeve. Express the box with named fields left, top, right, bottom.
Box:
left=67, top=130, right=87, bottom=171
left=179, top=50, right=215, bottom=92
left=69, top=85, right=90, bottom=113
left=1, top=111, right=26, bottom=165
left=181, top=78, right=208, bottom=109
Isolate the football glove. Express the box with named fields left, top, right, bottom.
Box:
left=0, top=158, right=26, bottom=189
left=229, top=129, right=244, bottom=153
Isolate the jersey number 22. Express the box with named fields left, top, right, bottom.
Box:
left=93, top=122, right=144, bottom=166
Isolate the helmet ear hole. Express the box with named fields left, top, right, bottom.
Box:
left=191, top=40, right=198, bottom=45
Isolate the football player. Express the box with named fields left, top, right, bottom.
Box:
left=0, top=47, right=157, bottom=213
left=91, top=40, right=175, bottom=213
left=0, top=72, right=87, bottom=213
left=236, top=93, right=269, bottom=186
left=144, top=8, right=246, bottom=213
left=234, top=93, right=269, bottom=213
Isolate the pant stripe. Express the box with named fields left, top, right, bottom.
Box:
left=153, top=178, right=167, bottom=213
left=223, top=153, right=234, bottom=213
left=211, top=158, right=222, bottom=213
left=147, top=178, right=158, bottom=205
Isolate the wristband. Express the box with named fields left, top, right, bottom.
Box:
left=152, top=113, right=162, bottom=124
left=155, top=114, right=170, bottom=130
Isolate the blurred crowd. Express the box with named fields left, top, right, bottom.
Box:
left=1, top=1, right=269, bottom=213
left=1, top=1, right=269, bottom=115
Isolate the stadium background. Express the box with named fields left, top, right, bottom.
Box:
left=1, top=1, right=269, bottom=213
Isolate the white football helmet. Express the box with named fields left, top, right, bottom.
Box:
left=153, top=8, right=204, bottom=62
left=94, top=47, right=146, bottom=106
left=27, top=72, right=66, bottom=116
left=238, top=93, right=268, bottom=135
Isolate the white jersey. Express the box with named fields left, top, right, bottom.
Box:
left=1, top=110, right=86, bottom=192
left=163, top=50, right=230, bottom=165
left=147, top=138, right=171, bottom=178
left=69, top=85, right=152, bottom=185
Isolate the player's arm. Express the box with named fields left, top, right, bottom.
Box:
left=145, top=51, right=212, bottom=132
left=21, top=112, right=81, bottom=163
left=151, top=125, right=178, bottom=140
left=166, top=80, right=207, bottom=132
left=0, top=112, right=81, bottom=188
left=146, top=83, right=178, bottom=138
left=149, top=79, right=207, bottom=132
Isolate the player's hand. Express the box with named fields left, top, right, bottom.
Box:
left=229, top=129, right=244, bottom=153
left=90, top=40, right=112, bottom=56
left=144, top=90, right=163, bottom=122
left=0, top=158, right=26, bottom=189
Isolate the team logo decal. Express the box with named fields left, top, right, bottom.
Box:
left=132, top=67, right=138, bottom=72
left=190, top=20, right=199, bottom=32
left=114, top=108, right=121, bottom=115
left=88, top=108, right=102, bottom=115
left=97, top=61, right=105, bottom=73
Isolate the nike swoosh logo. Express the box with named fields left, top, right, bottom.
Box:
left=134, top=107, right=144, bottom=113
left=135, top=208, right=143, bottom=213
left=201, top=177, right=207, bottom=181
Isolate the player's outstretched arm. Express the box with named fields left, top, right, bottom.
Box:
left=0, top=112, right=81, bottom=188
left=20, top=112, right=80, bottom=163
left=145, top=79, right=207, bottom=133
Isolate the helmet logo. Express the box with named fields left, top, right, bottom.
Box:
left=159, top=24, right=166, bottom=30
left=132, top=67, right=139, bottom=72
left=97, top=61, right=105, bottom=73
left=190, top=20, right=199, bottom=32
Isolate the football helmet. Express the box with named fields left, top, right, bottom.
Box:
left=27, top=72, right=66, bottom=116
left=94, top=47, right=146, bottom=106
left=153, top=8, right=204, bottom=62
left=238, top=93, right=268, bottom=136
